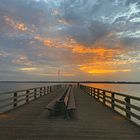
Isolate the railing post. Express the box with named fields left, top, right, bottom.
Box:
left=103, top=91, right=105, bottom=104
left=50, top=86, right=52, bottom=93
left=111, top=93, right=115, bottom=110
left=26, top=90, right=29, bottom=103
left=89, top=87, right=91, bottom=95
left=44, top=87, right=46, bottom=95
left=48, top=86, right=49, bottom=93
left=97, top=89, right=100, bottom=100
left=34, top=88, right=37, bottom=99
left=40, top=88, right=42, bottom=96
left=125, top=97, right=131, bottom=119
left=91, top=88, right=93, bottom=96
left=47, top=86, right=48, bottom=94
left=88, top=87, right=90, bottom=95
left=93, top=88, right=96, bottom=98
left=13, top=92, right=17, bottom=108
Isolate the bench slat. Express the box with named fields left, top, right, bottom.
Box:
left=67, top=88, right=76, bottom=110
left=64, top=87, right=71, bottom=106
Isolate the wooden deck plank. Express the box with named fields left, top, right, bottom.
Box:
left=0, top=87, right=139, bottom=140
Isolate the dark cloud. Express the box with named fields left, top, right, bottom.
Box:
left=63, top=20, right=110, bottom=46
left=121, top=37, right=140, bottom=47
left=0, top=0, right=140, bottom=81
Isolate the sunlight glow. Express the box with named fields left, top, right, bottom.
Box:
left=18, top=67, right=37, bottom=71
left=80, top=66, right=132, bottom=74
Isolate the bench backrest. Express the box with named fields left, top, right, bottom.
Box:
left=64, top=87, right=71, bottom=106
left=67, top=87, right=76, bottom=110
left=45, top=87, right=68, bottom=110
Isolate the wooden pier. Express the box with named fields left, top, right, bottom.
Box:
left=0, top=86, right=140, bottom=140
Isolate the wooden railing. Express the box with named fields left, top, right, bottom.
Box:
left=80, top=85, right=140, bottom=126
left=0, top=85, right=62, bottom=113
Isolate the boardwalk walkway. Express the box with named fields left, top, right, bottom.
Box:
left=0, top=87, right=139, bottom=140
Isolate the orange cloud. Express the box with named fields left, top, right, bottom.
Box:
left=34, top=35, right=123, bottom=57
left=4, top=16, right=27, bottom=31
left=16, top=23, right=27, bottom=31
left=34, top=34, right=132, bottom=76
left=80, top=66, right=132, bottom=74
left=71, top=45, right=118, bottom=58
left=43, top=38, right=56, bottom=47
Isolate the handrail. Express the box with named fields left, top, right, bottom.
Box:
left=0, top=85, right=62, bottom=113
left=81, top=85, right=140, bottom=100
left=80, top=85, right=140, bottom=126
left=0, top=87, right=45, bottom=95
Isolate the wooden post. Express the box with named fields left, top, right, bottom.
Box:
left=97, top=89, right=100, bottom=100
left=103, top=91, right=105, bottom=104
left=44, top=87, right=46, bottom=95
left=90, top=88, right=92, bottom=96
left=90, top=87, right=91, bottom=95
left=40, top=88, right=42, bottom=96
left=34, top=88, right=37, bottom=99
left=13, top=92, right=17, bottom=107
left=26, top=90, right=29, bottom=103
left=89, top=87, right=91, bottom=95
left=111, top=93, right=115, bottom=110
left=50, top=86, right=52, bottom=93
left=91, top=88, right=93, bottom=96
left=125, top=97, right=131, bottom=119
left=93, top=88, right=96, bottom=98
left=88, top=87, right=90, bottom=95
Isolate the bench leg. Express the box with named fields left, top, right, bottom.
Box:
left=65, top=110, right=70, bottom=119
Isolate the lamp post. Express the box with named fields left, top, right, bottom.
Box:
left=58, top=68, right=60, bottom=81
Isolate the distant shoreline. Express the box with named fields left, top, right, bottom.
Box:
left=0, top=81, right=140, bottom=84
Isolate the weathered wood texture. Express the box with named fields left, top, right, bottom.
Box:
left=0, top=87, right=139, bottom=140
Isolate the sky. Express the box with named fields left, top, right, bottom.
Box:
left=0, top=0, right=140, bottom=81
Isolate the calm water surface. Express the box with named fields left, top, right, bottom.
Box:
left=0, top=82, right=57, bottom=93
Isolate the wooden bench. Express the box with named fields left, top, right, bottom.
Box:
left=45, top=87, right=69, bottom=117
left=45, top=86, right=76, bottom=118
left=64, top=87, right=76, bottom=118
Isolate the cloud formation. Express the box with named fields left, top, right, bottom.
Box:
left=0, top=0, right=140, bottom=81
